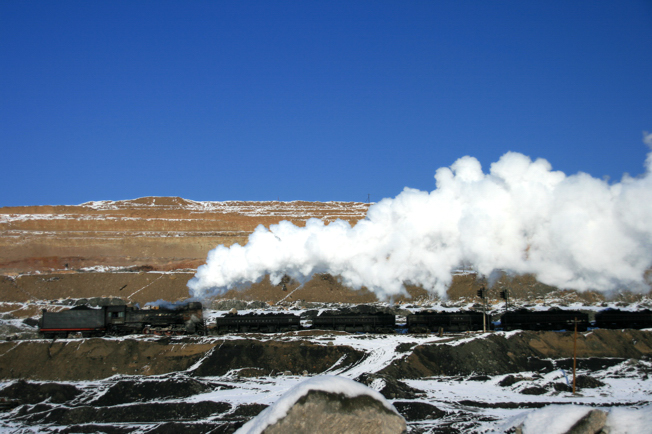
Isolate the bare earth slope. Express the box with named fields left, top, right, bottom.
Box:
left=0, top=198, right=385, bottom=305
left=0, top=197, right=369, bottom=273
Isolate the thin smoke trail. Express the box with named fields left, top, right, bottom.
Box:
left=189, top=138, right=652, bottom=300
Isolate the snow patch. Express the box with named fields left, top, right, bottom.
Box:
left=500, top=404, right=652, bottom=434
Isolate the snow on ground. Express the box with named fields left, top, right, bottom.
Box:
left=497, top=404, right=652, bottom=434
left=81, top=198, right=369, bottom=217
left=1, top=329, right=650, bottom=433
left=1, top=301, right=652, bottom=432
left=174, top=327, right=652, bottom=432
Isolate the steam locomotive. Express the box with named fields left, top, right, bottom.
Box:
left=38, top=304, right=652, bottom=338
left=38, top=302, right=205, bottom=339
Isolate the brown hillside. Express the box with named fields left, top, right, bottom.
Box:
left=0, top=197, right=369, bottom=273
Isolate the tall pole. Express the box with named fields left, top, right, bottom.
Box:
left=573, top=317, right=577, bottom=395
left=483, top=310, right=486, bottom=333
left=484, top=295, right=488, bottom=333
left=477, top=287, right=487, bottom=333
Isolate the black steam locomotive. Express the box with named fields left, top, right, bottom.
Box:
left=38, top=302, right=204, bottom=338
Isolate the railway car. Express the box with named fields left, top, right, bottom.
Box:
left=311, top=312, right=396, bottom=333
left=406, top=311, right=485, bottom=333
left=213, top=312, right=300, bottom=334
left=500, top=309, right=589, bottom=331
left=39, top=306, right=109, bottom=339
left=39, top=302, right=204, bottom=338
left=595, top=309, right=652, bottom=329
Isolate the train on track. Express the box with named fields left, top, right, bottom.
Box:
left=37, top=303, right=652, bottom=338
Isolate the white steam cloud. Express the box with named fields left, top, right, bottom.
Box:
left=189, top=142, right=652, bottom=300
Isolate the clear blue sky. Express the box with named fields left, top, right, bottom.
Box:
left=2, top=1, right=651, bottom=206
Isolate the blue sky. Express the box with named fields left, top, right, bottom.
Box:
left=1, top=1, right=651, bottom=206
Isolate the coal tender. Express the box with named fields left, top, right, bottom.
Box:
left=500, top=308, right=589, bottom=331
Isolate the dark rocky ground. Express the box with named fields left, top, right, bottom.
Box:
left=0, top=329, right=650, bottom=433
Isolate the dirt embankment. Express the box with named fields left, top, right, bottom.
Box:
left=3, top=267, right=627, bottom=311
left=381, top=329, right=652, bottom=378
left=0, top=272, right=196, bottom=306
left=1, top=330, right=650, bottom=381
left=0, top=337, right=365, bottom=381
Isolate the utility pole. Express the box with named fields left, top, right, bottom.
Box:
left=477, top=287, right=487, bottom=332
left=573, top=317, right=578, bottom=395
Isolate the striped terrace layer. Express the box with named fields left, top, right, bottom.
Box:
left=0, top=197, right=370, bottom=273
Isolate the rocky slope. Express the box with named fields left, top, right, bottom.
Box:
left=1, top=330, right=651, bottom=433
left=1, top=329, right=650, bottom=382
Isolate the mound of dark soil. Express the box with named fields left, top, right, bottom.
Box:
left=17, top=401, right=231, bottom=425
left=90, top=377, right=221, bottom=406
left=54, top=424, right=134, bottom=434
left=356, top=373, right=423, bottom=399
left=381, top=334, right=553, bottom=378
left=457, top=400, right=550, bottom=409
left=381, top=330, right=652, bottom=378
left=520, top=386, right=548, bottom=395
left=0, top=380, right=82, bottom=404
left=392, top=401, right=447, bottom=421
left=190, top=339, right=365, bottom=377
left=498, top=375, right=525, bottom=387
left=576, top=375, right=606, bottom=388
left=553, top=383, right=573, bottom=392
left=228, top=403, right=269, bottom=418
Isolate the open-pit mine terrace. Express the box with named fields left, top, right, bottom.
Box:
left=0, top=197, right=383, bottom=307
left=0, top=196, right=369, bottom=274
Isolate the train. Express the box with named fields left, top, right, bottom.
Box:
left=37, top=304, right=652, bottom=338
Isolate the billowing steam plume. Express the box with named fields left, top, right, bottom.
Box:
left=189, top=138, right=652, bottom=300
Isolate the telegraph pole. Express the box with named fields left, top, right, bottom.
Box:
left=477, top=287, right=487, bottom=332
left=573, top=317, right=578, bottom=395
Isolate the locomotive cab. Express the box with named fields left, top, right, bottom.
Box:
left=106, top=306, right=126, bottom=325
